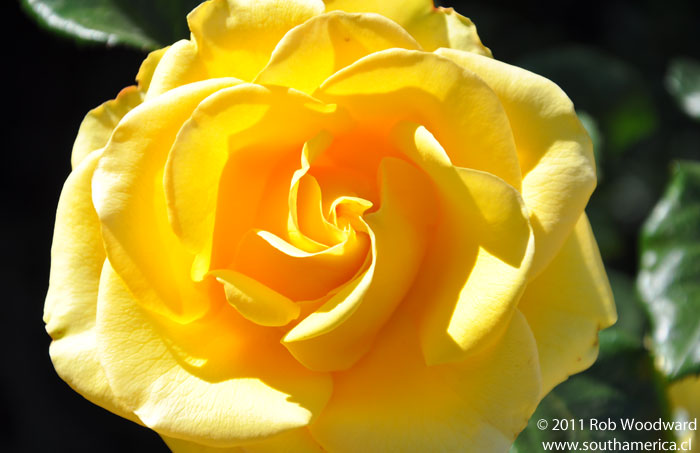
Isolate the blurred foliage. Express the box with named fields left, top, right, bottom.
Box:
left=638, top=162, right=700, bottom=380
left=21, top=0, right=201, bottom=50
left=598, top=270, right=648, bottom=356
left=666, top=58, right=700, bottom=121
left=520, top=46, right=658, bottom=156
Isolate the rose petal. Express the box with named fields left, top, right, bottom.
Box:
left=283, top=157, right=436, bottom=371
left=256, top=11, right=420, bottom=94
left=309, top=309, right=541, bottom=452
left=136, top=46, right=169, bottom=94
left=211, top=270, right=301, bottom=327
left=317, top=48, right=522, bottom=189
left=323, top=0, right=491, bottom=55
left=519, top=214, right=617, bottom=395
left=164, top=84, right=348, bottom=281
left=187, top=0, right=324, bottom=81
left=391, top=122, right=534, bottom=365
left=231, top=227, right=370, bottom=301
left=669, top=375, right=700, bottom=420
left=71, top=47, right=168, bottom=167
left=145, top=40, right=209, bottom=100
left=45, top=149, right=139, bottom=423
left=436, top=48, right=597, bottom=276
left=405, top=7, right=492, bottom=55
left=289, top=171, right=345, bottom=250
left=70, top=86, right=143, bottom=169
left=95, top=260, right=332, bottom=447
left=323, top=0, right=432, bottom=27
left=93, top=78, right=240, bottom=323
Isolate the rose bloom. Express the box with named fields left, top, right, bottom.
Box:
left=45, top=0, right=617, bottom=451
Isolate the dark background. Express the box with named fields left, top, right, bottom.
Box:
left=4, top=0, right=700, bottom=451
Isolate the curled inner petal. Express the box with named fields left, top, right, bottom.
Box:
left=231, top=228, right=370, bottom=301
left=283, top=156, right=438, bottom=371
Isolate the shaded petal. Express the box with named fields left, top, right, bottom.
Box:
left=405, top=7, right=491, bottom=55
left=283, top=157, right=436, bottom=371
left=310, top=310, right=541, bottom=452
left=96, top=261, right=332, bottom=447
left=44, top=149, right=138, bottom=423
left=289, top=172, right=345, bottom=250
left=436, top=48, right=597, bottom=276
left=188, top=0, right=324, bottom=81
left=256, top=11, right=420, bottom=94
left=212, top=270, right=300, bottom=327
left=231, top=228, right=370, bottom=301
left=519, top=214, right=617, bottom=395
left=164, top=84, right=348, bottom=281
left=317, top=48, right=521, bottom=189
left=93, top=78, right=240, bottom=323
left=390, top=122, right=534, bottom=365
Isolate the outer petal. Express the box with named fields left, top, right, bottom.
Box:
left=256, top=11, right=420, bottom=94
left=44, top=149, right=137, bottom=423
left=310, top=310, right=541, bottom=452
left=323, top=0, right=491, bottom=55
left=72, top=47, right=166, bottom=168
left=669, top=375, right=700, bottom=449
left=136, top=46, right=169, bottom=93
left=436, top=48, right=597, bottom=276
left=323, top=0, right=431, bottom=28
left=405, top=7, right=492, bottom=55
left=187, top=0, right=324, bottom=81
left=70, top=86, right=143, bottom=169
left=95, top=261, right=332, bottom=447
left=669, top=375, right=700, bottom=422
left=93, top=78, right=239, bottom=323
left=317, top=48, right=522, bottom=189
left=519, top=214, right=617, bottom=395
left=145, top=40, right=209, bottom=100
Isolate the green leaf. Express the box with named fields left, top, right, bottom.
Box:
left=21, top=0, right=203, bottom=50
left=666, top=58, right=700, bottom=121
left=638, top=160, right=700, bottom=381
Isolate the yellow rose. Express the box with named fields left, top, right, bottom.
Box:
left=669, top=376, right=700, bottom=448
left=45, top=0, right=617, bottom=451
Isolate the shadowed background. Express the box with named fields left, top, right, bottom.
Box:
left=4, top=0, right=699, bottom=451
